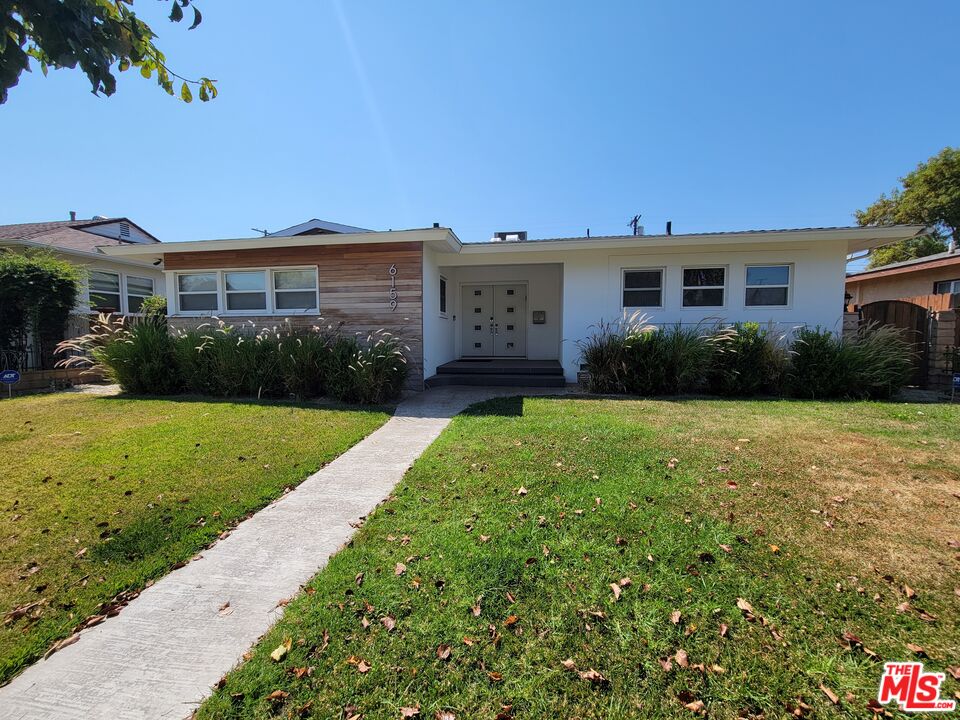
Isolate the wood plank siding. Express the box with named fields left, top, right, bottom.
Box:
left=164, top=241, right=424, bottom=388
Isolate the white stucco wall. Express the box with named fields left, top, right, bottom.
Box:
left=421, top=246, right=455, bottom=378
left=60, top=253, right=166, bottom=315
left=428, top=239, right=847, bottom=381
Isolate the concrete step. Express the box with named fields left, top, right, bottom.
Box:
left=436, top=361, right=564, bottom=376
left=425, top=373, right=567, bottom=389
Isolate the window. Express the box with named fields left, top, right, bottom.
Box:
left=622, top=269, right=663, bottom=308
left=225, top=271, right=267, bottom=311
left=177, top=273, right=218, bottom=312
left=126, top=275, right=154, bottom=313
left=439, top=275, right=448, bottom=315
left=90, top=271, right=121, bottom=312
left=934, top=278, right=960, bottom=294
left=682, top=267, right=725, bottom=307
left=273, top=269, right=318, bottom=311
left=745, top=265, right=790, bottom=306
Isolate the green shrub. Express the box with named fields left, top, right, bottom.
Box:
left=578, top=314, right=716, bottom=395
left=138, top=295, right=168, bottom=325
left=93, top=320, right=181, bottom=394
left=787, top=324, right=914, bottom=399
left=339, top=331, right=409, bottom=404
left=708, top=322, right=788, bottom=396
left=59, top=316, right=409, bottom=404
left=576, top=318, right=631, bottom=393
left=0, top=250, right=83, bottom=368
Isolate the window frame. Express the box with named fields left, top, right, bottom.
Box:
left=621, top=267, right=664, bottom=309
left=439, top=274, right=448, bottom=317
left=172, top=267, right=320, bottom=317
left=744, top=263, right=792, bottom=309
left=224, top=270, right=269, bottom=313
left=89, top=270, right=123, bottom=314
left=934, top=278, right=960, bottom=295
left=125, top=274, right=155, bottom=315
left=681, top=266, right=727, bottom=309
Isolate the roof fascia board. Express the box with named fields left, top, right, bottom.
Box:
left=0, top=240, right=162, bottom=269
left=100, top=228, right=460, bottom=258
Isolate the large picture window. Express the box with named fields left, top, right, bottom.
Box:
left=682, top=267, right=725, bottom=307
left=273, top=269, right=318, bottom=311
left=745, top=265, right=790, bottom=306
left=177, top=273, right=219, bottom=312
left=126, top=275, right=154, bottom=314
left=622, top=269, right=663, bottom=308
left=89, top=271, right=121, bottom=312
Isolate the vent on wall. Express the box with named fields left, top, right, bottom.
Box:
left=119, top=222, right=131, bottom=239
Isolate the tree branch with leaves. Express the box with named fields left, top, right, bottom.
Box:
left=857, top=147, right=960, bottom=268
left=0, top=0, right=217, bottom=104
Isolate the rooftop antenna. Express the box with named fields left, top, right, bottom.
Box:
left=628, top=213, right=642, bottom=236
left=251, top=227, right=269, bottom=237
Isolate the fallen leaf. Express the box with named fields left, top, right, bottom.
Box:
left=683, top=699, right=705, bottom=714
left=903, top=584, right=916, bottom=599
left=946, top=667, right=960, bottom=681
left=435, top=712, right=455, bottom=720
left=267, top=689, right=289, bottom=701
left=719, top=623, right=729, bottom=637
left=504, top=615, right=519, bottom=627
left=675, top=649, right=689, bottom=668
left=436, top=644, right=451, bottom=660
left=400, top=706, right=420, bottom=717
left=819, top=684, right=839, bottom=705
left=561, top=658, right=577, bottom=671
left=516, top=487, right=528, bottom=496
left=381, top=615, right=396, bottom=632
left=670, top=610, right=682, bottom=625
left=659, top=656, right=673, bottom=671
left=906, top=643, right=926, bottom=656
left=355, top=572, right=364, bottom=586
left=394, top=562, right=407, bottom=576
left=577, top=668, right=609, bottom=686
left=270, top=637, right=292, bottom=662
left=736, top=598, right=754, bottom=614
left=487, top=671, right=503, bottom=682
left=610, top=583, right=622, bottom=601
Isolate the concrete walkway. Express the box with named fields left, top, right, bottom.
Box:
left=0, top=387, right=558, bottom=720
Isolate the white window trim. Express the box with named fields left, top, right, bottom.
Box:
left=681, top=265, right=728, bottom=309
left=125, top=274, right=155, bottom=316
left=934, top=278, right=960, bottom=294
left=172, top=267, right=320, bottom=317
left=89, top=270, right=123, bottom=314
left=621, top=267, right=664, bottom=309
left=439, top=274, right=448, bottom=318
left=744, top=263, right=792, bottom=309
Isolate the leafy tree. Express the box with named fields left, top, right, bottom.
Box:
left=857, top=147, right=959, bottom=268
left=0, top=250, right=83, bottom=369
left=1, top=0, right=216, bottom=104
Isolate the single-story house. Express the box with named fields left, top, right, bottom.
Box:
left=846, top=249, right=960, bottom=307
left=0, top=215, right=165, bottom=369
left=100, top=221, right=926, bottom=389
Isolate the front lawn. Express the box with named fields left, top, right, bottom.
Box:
left=197, top=397, right=960, bottom=719
left=0, top=393, right=389, bottom=685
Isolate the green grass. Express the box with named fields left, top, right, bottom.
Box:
left=196, top=396, right=960, bottom=719
left=0, top=393, right=389, bottom=685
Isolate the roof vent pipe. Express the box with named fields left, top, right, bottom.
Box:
left=69, top=210, right=76, bottom=221
left=433, top=222, right=440, bottom=228
left=666, top=221, right=672, bottom=235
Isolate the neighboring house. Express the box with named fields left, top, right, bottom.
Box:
left=100, top=221, right=925, bottom=389
left=846, top=250, right=960, bottom=307
left=0, top=216, right=165, bottom=369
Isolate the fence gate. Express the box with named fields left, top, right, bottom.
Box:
left=859, top=300, right=930, bottom=387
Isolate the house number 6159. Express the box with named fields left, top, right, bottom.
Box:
left=388, top=264, right=398, bottom=310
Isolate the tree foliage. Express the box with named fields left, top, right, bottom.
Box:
left=1, top=0, right=217, bottom=104
left=858, top=147, right=960, bottom=268
left=0, top=251, right=83, bottom=368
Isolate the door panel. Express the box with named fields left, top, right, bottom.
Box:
left=461, top=285, right=493, bottom=356
left=493, top=284, right=526, bottom=357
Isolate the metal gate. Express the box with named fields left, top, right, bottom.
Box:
left=860, top=300, right=930, bottom=386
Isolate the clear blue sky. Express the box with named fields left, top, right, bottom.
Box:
left=3, top=0, right=958, bottom=246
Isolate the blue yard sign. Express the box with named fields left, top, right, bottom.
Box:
left=0, top=369, right=20, bottom=384
left=954, top=373, right=960, bottom=390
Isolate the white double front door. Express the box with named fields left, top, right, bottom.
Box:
left=460, top=284, right=526, bottom=358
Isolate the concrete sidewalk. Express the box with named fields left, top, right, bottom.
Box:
left=0, top=388, right=556, bottom=720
